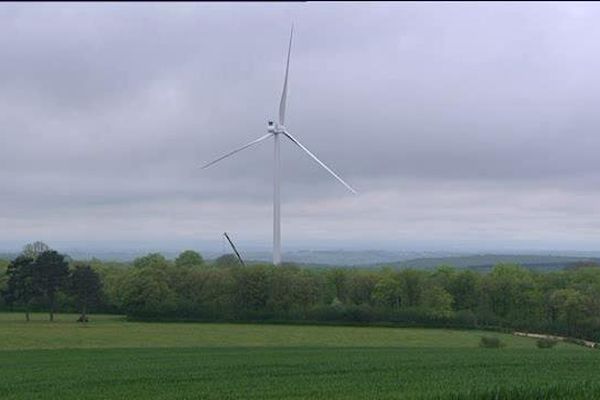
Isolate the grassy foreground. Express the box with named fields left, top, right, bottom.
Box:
left=1, top=313, right=599, bottom=399
left=0, top=313, right=553, bottom=351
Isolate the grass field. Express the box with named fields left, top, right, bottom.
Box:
left=1, top=313, right=599, bottom=399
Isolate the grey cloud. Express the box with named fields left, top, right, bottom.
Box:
left=2, top=2, right=600, bottom=252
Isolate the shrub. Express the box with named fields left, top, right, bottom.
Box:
left=479, top=336, right=505, bottom=348
left=536, top=338, right=559, bottom=349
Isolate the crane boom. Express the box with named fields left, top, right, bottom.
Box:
left=223, top=232, right=245, bottom=266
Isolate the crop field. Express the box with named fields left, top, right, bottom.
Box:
left=1, top=313, right=600, bottom=399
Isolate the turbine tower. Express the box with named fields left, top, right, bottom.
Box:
left=201, top=26, right=356, bottom=265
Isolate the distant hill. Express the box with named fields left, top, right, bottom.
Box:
left=2, top=249, right=599, bottom=272
left=379, top=254, right=600, bottom=271
left=257, top=250, right=460, bottom=266
left=57, top=249, right=460, bottom=266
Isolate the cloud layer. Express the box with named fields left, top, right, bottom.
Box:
left=1, top=3, right=600, bottom=252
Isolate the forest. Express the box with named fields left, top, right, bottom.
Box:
left=2, top=242, right=600, bottom=342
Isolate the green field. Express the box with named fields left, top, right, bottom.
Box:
left=1, top=313, right=599, bottom=399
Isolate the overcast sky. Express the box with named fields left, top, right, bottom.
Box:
left=2, top=2, right=600, bottom=253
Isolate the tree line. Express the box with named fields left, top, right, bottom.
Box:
left=1, top=242, right=102, bottom=322
left=2, top=242, right=600, bottom=342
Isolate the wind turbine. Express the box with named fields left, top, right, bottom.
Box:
left=201, top=26, right=356, bottom=265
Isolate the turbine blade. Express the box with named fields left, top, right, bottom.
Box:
left=201, top=133, right=273, bottom=169
left=283, top=130, right=357, bottom=194
left=278, top=25, right=294, bottom=125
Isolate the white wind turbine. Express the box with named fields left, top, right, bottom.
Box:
left=201, top=26, right=356, bottom=265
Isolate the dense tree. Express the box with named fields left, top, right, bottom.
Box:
left=133, top=253, right=169, bottom=269
left=431, top=266, right=456, bottom=291
left=21, top=241, right=50, bottom=259
left=120, top=267, right=176, bottom=317
left=90, top=257, right=600, bottom=341
left=0, top=260, right=9, bottom=309
left=549, top=288, right=587, bottom=334
left=168, top=267, right=234, bottom=319
left=175, top=250, right=204, bottom=268
left=373, top=272, right=403, bottom=310
left=268, top=266, right=301, bottom=313
left=422, top=285, right=454, bottom=317
left=447, top=270, right=480, bottom=311
left=215, top=254, right=241, bottom=268
left=346, top=272, right=377, bottom=305
left=398, top=269, right=424, bottom=307
left=34, top=251, right=69, bottom=321
left=327, top=269, right=349, bottom=304
left=191, top=269, right=235, bottom=317
left=295, top=270, right=324, bottom=313
left=3, top=256, right=38, bottom=321
left=492, top=265, right=545, bottom=325
left=68, top=264, right=103, bottom=322
left=233, top=266, right=271, bottom=312
left=95, top=265, right=129, bottom=313
left=268, top=266, right=324, bottom=315
left=4, top=248, right=600, bottom=342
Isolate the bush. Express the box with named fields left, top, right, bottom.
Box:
left=479, top=336, right=505, bottom=348
left=536, top=338, right=559, bottom=349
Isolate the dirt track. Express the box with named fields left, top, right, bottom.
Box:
left=513, top=331, right=597, bottom=348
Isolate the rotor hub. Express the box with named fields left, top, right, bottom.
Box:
left=268, top=121, right=285, bottom=134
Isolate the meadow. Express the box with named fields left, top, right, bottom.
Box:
left=1, top=313, right=600, bottom=399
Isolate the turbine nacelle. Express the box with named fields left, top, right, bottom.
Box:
left=268, top=121, right=285, bottom=134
